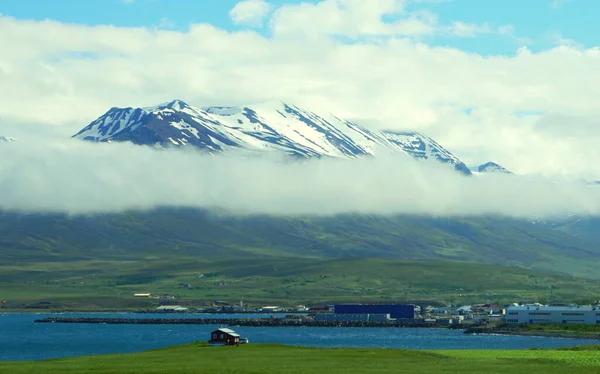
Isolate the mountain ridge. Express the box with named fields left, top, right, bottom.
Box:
left=73, top=100, right=472, bottom=175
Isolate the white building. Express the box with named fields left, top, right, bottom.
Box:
left=261, top=306, right=281, bottom=313
left=505, top=305, right=600, bottom=325
left=155, top=305, right=189, bottom=313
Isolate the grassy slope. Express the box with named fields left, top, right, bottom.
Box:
left=1, top=209, right=599, bottom=277
left=2, top=257, right=600, bottom=308
left=3, top=209, right=600, bottom=308
left=1, top=344, right=599, bottom=374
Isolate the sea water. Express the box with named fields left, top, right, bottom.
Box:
left=1, top=313, right=597, bottom=361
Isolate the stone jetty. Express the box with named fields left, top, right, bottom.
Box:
left=34, top=316, right=451, bottom=328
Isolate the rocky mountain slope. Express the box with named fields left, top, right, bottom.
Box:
left=474, top=162, right=512, bottom=174
left=73, top=100, right=472, bottom=175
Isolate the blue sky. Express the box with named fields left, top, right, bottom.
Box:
left=1, top=0, right=598, bottom=55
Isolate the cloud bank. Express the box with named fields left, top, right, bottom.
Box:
left=0, top=140, right=598, bottom=217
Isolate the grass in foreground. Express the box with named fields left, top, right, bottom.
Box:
left=1, top=343, right=600, bottom=374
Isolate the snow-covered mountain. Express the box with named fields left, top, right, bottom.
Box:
left=74, top=100, right=472, bottom=175
left=473, top=162, right=512, bottom=174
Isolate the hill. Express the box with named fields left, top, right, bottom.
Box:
left=2, top=257, right=600, bottom=309
left=1, top=208, right=599, bottom=277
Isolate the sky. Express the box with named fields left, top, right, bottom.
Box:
left=1, top=0, right=600, bottom=215
left=2, top=0, right=597, bottom=54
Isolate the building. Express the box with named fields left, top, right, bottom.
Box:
left=315, top=313, right=391, bottom=322
left=209, top=328, right=241, bottom=346
left=261, top=306, right=281, bottom=313
left=134, top=293, right=151, bottom=297
left=505, top=305, right=600, bottom=325
left=334, top=304, right=416, bottom=319
left=155, top=305, right=189, bottom=313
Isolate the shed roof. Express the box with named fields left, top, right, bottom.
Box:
left=216, top=328, right=240, bottom=337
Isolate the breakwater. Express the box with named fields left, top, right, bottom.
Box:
left=34, top=317, right=452, bottom=328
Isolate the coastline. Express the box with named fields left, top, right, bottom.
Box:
left=464, top=326, right=600, bottom=341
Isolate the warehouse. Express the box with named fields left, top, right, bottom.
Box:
left=315, top=313, right=392, bottom=322
left=334, top=304, right=416, bottom=319
left=504, top=305, right=600, bottom=325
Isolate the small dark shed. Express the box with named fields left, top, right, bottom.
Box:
left=209, top=328, right=240, bottom=346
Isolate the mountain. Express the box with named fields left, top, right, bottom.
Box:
left=473, top=162, right=512, bottom=174
left=1, top=208, right=599, bottom=278
left=73, top=100, right=471, bottom=175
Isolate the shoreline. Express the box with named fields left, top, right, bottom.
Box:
left=464, top=326, right=600, bottom=341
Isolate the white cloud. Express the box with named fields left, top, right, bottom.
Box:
left=229, top=0, right=272, bottom=28
left=448, top=21, right=491, bottom=37
left=157, top=17, right=175, bottom=30
left=0, top=140, right=598, bottom=217
left=270, top=0, right=437, bottom=38
left=548, top=30, right=583, bottom=48
left=550, top=0, right=572, bottom=9
left=0, top=2, right=599, bottom=179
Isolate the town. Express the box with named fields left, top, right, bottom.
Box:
left=129, top=294, right=600, bottom=327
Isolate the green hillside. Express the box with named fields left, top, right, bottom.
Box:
left=1, top=208, right=599, bottom=277
left=2, top=257, right=599, bottom=309
left=2, top=208, right=600, bottom=308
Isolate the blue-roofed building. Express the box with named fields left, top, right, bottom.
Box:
left=333, top=304, right=416, bottom=319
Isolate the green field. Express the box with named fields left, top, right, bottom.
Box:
left=1, top=343, right=600, bottom=373
left=2, top=257, right=600, bottom=310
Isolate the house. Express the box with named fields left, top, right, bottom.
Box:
left=209, top=328, right=241, bottom=346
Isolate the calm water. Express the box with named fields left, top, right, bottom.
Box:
left=1, top=313, right=598, bottom=361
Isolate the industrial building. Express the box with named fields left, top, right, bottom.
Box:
left=315, top=314, right=392, bottom=322
left=504, top=305, right=600, bottom=325
left=334, top=304, right=416, bottom=319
